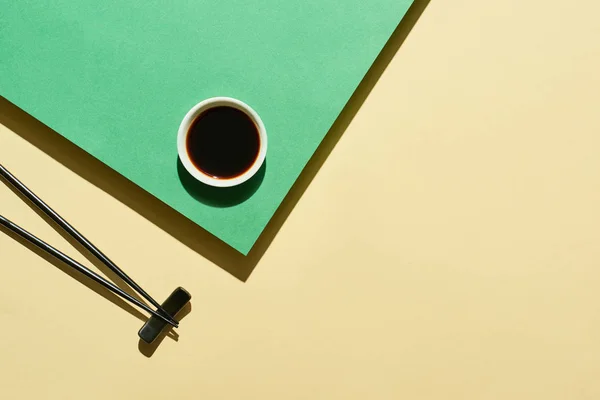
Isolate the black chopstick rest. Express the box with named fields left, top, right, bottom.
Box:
left=139, top=287, right=191, bottom=344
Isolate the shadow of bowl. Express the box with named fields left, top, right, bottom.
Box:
left=177, top=158, right=266, bottom=208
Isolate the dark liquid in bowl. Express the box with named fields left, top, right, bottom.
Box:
left=186, top=106, right=260, bottom=179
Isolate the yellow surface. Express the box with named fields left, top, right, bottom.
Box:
left=1, top=0, right=600, bottom=398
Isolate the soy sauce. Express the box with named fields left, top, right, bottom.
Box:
left=186, top=106, right=260, bottom=179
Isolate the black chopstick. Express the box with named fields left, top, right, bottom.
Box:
left=0, top=164, right=177, bottom=324
left=0, top=214, right=178, bottom=328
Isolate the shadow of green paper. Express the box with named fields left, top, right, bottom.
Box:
left=0, top=0, right=430, bottom=282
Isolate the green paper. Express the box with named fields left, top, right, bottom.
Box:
left=0, top=0, right=414, bottom=254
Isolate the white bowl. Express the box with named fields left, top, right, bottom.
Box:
left=177, top=97, right=267, bottom=188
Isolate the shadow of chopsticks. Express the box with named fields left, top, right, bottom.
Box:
left=0, top=217, right=178, bottom=342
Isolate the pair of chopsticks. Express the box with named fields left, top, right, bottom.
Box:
left=0, top=164, right=178, bottom=328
